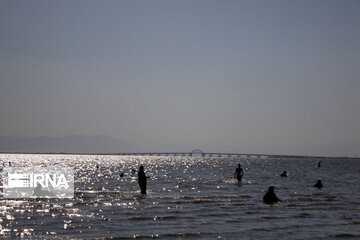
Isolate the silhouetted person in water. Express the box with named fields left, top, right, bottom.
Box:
left=317, top=161, right=321, bottom=168
left=138, top=165, right=147, bottom=194
left=33, top=184, right=42, bottom=196
left=131, top=169, right=136, bottom=174
left=33, top=184, right=54, bottom=197
left=234, top=164, right=244, bottom=183
left=120, top=173, right=124, bottom=178
left=280, top=171, right=288, bottom=177
left=314, top=179, right=323, bottom=189
left=263, top=186, right=280, bottom=204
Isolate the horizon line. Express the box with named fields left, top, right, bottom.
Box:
left=0, top=151, right=358, bottom=159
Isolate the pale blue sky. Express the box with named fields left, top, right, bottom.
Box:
left=1, top=0, right=360, bottom=156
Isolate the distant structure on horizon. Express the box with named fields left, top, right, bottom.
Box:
left=114, top=149, right=336, bottom=159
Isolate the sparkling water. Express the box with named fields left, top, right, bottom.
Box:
left=0, top=154, right=359, bottom=239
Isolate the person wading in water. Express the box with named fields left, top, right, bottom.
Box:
left=263, top=186, right=281, bottom=204
left=234, top=163, right=244, bottom=183
left=138, top=165, right=147, bottom=194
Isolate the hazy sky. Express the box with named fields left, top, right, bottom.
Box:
left=1, top=0, right=360, bottom=156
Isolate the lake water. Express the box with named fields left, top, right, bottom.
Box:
left=0, top=154, right=359, bottom=239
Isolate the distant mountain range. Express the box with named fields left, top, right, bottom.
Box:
left=0, top=135, right=140, bottom=153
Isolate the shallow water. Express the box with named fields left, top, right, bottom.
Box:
left=0, top=154, right=359, bottom=239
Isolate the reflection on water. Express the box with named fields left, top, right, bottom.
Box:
left=0, top=154, right=359, bottom=239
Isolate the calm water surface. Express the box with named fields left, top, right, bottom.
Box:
left=0, top=154, right=359, bottom=239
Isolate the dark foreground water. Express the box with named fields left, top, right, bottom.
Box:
left=0, top=154, right=359, bottom=239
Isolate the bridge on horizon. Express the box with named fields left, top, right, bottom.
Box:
left=112, top=149, right=329, bottom=159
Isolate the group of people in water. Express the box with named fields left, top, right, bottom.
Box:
left=4, top=159, right=324, bottom=202
left=234, top=163, right=281, bottom=204
left=133, top=161, right=324, bottom=204
left=264, top=161, right=324, bottom=204
left=279, top=162, right=323, bottom=188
